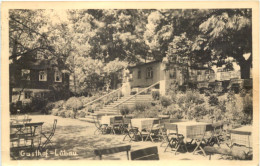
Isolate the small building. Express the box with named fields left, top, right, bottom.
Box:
left=128, top=60, right=187, bottom=95
left=10, top=56, right=70, bottom=104
left=128, top=60, right=243, bottom=95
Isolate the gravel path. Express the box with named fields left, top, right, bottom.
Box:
left=11, top=115, right=230, bottom=160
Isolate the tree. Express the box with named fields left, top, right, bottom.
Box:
left=83, top=9, right=150, bottom=63
left=103, top=59, right=127, bottom=90
left=9, top=9, right=52, bottom=62
left=144, top=9, right=210, bottom=61
left=194, top=9, right=252, bottom=79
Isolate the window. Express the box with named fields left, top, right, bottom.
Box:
left=137, top=70, right=141, bottom=79
left=146, top=67, right=153, bottom=79
left=21, top=69, right=30, bottom=80
left=39, top=71, right=47, bottom=81
left=54, top=71, right=62, bottom=82
left=24, top=91, right=32, bottom=99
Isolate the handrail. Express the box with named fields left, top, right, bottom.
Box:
left=112, top=81, right=160, bottom=108
left=83, top=87, right=122, bottom=107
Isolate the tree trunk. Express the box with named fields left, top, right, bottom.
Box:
left=240, top=60, right=251, bottom=79
left=10, top=86, right=13, bottom=103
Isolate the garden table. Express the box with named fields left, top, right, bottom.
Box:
left=101, top=115, right=123, bottom=125
left=131, top=118, right=159, bottom=131
left=170, top=121, right=210, bottom=156
left=10, top=122, right=44, bottom=147
left=10, top=118, right=32, bottom=124
left=230, top=126, right=252, bottom=148
left=170, top=121, right=210, bottom=141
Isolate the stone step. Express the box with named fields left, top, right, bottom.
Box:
left=112, top=100, right=152, bottom=104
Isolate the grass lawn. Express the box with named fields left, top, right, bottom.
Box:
left=11, top=115, right=236, bottom=160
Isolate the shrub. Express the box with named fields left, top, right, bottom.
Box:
left=160, top=96, right=172, bottom=108
left=51, top=109, right=59, bottom=116
left=65, top=97, right=83, bottom=111
left=152, top=91, right=160, bottom=100
left=31, top=97, right=48, bottom=112
left=76, top=110, right=88, bottom=118
left=58, top=110, right=67, bottom=118
left=242, top=94, right=253, bottom=124
left=119, top=105, right=130, bottom=116
left=185, top=90, right=205, bottom=105
left=135, top=102, right=151, bottom=112
left=165, top=104, right=182, bottom=118
left=64, top=110, right=75, bottom=118
left=133, top=108, right=159, bottom=118
left=54, top=100, right=65, bottom=109
left=208, top=95, right=219, bottom=106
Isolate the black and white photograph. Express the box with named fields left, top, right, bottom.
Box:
left=1, top=1, right=259, bottom=164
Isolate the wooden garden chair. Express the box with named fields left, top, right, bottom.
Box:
left=40, top=119, right=57, bottom=150
left=158, top=119, right=170, bottom=146
left=206, top=122, right=224, bottom=146
left=93, top=116, right=107, bottom=135
left=139, top=120, right=155, bottom=142
left=192, top=125, right=209, bottom=156
left=122, top=118, right=140, bottom=142
left=164, top=123, right=188, bottom=154
left=94, top=145, right=131, bottom=160
left=130, top=146, right=159, bottom=160
left=111, top=116, right=124, bottom=134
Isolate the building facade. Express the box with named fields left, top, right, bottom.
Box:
left=10, top=58, right=70, bottom=104
left=128, top=60, right=244, bottom=95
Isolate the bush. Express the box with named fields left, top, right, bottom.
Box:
left=133, top=107, right=159, bottom=118
left=54, top=100, right=65, bottom=109
left=160, top=96, right=172, bottom=108
left=58, top=110, right=67, bottom=118
left=65, top=97, right=83, bottom=111
left=51, top=109, right=59, bottom=116
left=119, top=105, right=130, bottom=116
left=135, top=102, right=151, bottom=112
left=242, top=94, right=253, bottom=124
left=165, top=104, right=182, bottom=118
left=31, top=97, right=48, bottom=112
left=64, top=110, right=75, bottom=118
left=45, top=102, right=56, bottom=114
left=185, top=90, right=205, bottom=105
left=208, top=95, right=219, bottom=106
left=152, top=90, right=160, bottom=100
left=76, top=110, right=88, bottom=118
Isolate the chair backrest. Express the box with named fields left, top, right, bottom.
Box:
left=153, top=119, right=160, bottom=125
left=113, top=116, right=123, bottom=125
left=94, top=145, right=131, bottom=160
left=130, top=146, right=159, bottom=160
left=164, top=123, right=178, bottom=133
left=51, top=119, right=58, bottom=135
left=205, top=124, right=213, bottom=132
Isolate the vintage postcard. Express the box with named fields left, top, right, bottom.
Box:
left=1, top=1, right=259, bottom=166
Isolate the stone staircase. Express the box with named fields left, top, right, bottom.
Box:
left=79, top=94, right=153, bottom=123
left=99, top=94, right=153, bottom=114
